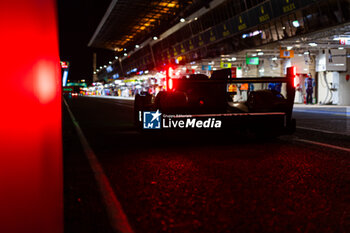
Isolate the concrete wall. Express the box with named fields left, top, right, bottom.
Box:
left=339, top=71, right=350, bottom=106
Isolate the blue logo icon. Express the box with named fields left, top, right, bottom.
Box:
left=143, top=110, right=162, bottom=129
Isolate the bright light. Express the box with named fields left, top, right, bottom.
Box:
left=124, top=48, right=127, bottom=51
left=124, top=53, right=127, bottom=56
left=81, top=79, right=85, bottom=82
left=194, top=17, right=198, bottom=20
left=104, top=65, right=107, bottom=68
left=115, top=56, right=119, bottom=59
left=339, top=47, right=344, bottom=50
left=191, top=66, right=198, bottom=69
left=231, top=57, right=237, bottom=61
left=292, top=20, right=300, bottom=27
left=309, top=43, right=317, bottom=47
left=287, top=46, right=293, bottom=50
left=252, top=53, right=257, bottom=57
left=180, top=18, right=185, bottom=22
left=153, top=36, right=158, bottom=40
left=62, top=70, right=69, bottom=87
left=304, top=51, right=310, bottom=55
left=109, top=61, right=112, bottom=64
left=100, top=66, right=102, bottom=69
left=272, top=57, right=278, bottom=61
left=145, top=70, right=149, bottom=74
left=168, top=78, right=173, bottom=90
left=135, top=45, right=140, bottom=48
left=257, top=52, right=264, bottom=56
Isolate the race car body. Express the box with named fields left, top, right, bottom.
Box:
left=134, top=68, right=296, bottom=135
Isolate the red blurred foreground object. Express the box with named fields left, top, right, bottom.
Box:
left=0, top=1, right=62, bottom=232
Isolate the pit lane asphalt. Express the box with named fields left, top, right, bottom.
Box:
left=64, top=96, right=350, bottom=233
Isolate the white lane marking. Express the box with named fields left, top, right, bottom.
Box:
left=296, top=126, right=343, bottom=135
left=295, top=138, right=350, bottom=153
left=64, top=99, right=134, bottom=233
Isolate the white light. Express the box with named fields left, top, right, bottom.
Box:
left=256, top=49, right=262, bottom=52
left=96, top=69, right=99, bottom=72
left=180, top=18, right=185, bottom=22
left=292, top=20, right=300, bottom=28
left=191, top=66, right=198, bottom=69
left=257, top=52, right=264, bottom=56
left=194, top=17, right=198, bottom=20
left=282, top=26, right=286, bottom=30
left=287, top=46, right=293, bottom=50
left=135, top=45, right=140, bottom=48
left=124, top=48, right=127, bottom=51
left=339, top=47, right=344, bottom=50
left=272, top=57, right=277, bottom=61
left=104, top=65, right=107, bottom=68
left=309, top=43, right=317, bottom=47
left=231, top=57, right=237, bottom=61
left=259, top=68, right=265, bottom=73
left=100, top=66, right=102, bottom=69
left=109, top=61, right=112, bottom=64
left=145, top=70, right=149, bottom=74
left=124, top=53, right=127, bottom=56
left=298, top=54, right=303, bottom=56
left=153, top=36, right=158, bottom=40
left=115, top=56, right=119, bottom=59
left=252, top=53, right=257, bottom=57
left=93, top=72, right=96, bottom=74
left=304, top=51, right=310, bottom=55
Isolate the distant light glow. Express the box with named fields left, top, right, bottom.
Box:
left=287, top=46, right=293, bottom=50
left=135, top=45, right=140, bottom=48
left=292, top=20, right=300, bottom=27
left=153, top=36, right=158, bottom=40
left=257, top=52, right=264, bottom=56
left=115, top=56, right=119, bottom=59
left=180, top=18, right=185, bottom=22
left=309, top=43, right=317, bottom=47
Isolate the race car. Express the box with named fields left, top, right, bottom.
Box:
left=134, top=67, right=296, bottom=136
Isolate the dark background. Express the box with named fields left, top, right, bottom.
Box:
left=58, top=0, right=115, bottom=82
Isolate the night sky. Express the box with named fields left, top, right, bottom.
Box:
left=58, top=0, right=115, bottom=82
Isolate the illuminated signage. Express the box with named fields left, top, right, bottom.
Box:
left=246, top=57, right=259, bottom=65
left=60, top=61, right=69, bottom=69
left=280, top=50, right=295, bottom=58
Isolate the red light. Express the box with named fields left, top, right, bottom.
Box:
left=293, top=66, right=296, bottom=76
left=293, top=77, right=297, bottom=88
left=199, top=100, right=204, bottom=105
left=168, top=78, right=173, bottom=90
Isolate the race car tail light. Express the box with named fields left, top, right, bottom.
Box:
left=166, top=66, right=176, bottom=91
left=168, top=78, right=174, bottom=90
left=0, top=1, right=62, bottom=232
left=287, top=66, right=297, bottom=87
